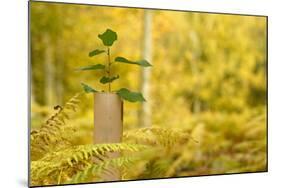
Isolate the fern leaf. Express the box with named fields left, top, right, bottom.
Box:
left=30, top=93, right=83, bottom=160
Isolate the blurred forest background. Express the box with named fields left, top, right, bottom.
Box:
left=30, top=2, right=267, bottom=185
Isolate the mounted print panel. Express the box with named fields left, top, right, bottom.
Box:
left=29, top=1, right=267, bottom=187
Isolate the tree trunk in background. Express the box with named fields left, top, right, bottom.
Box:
left=189, top=31, right=201, bottom=114
left=138, top=10, right=152, bottom=128
left=55, top=39, right=64, bottom=105
left=190, top=59, right=201, bottom=114
left=54, top=7, right=63, bottom=105
left=43, top=34, right=55, bottom=107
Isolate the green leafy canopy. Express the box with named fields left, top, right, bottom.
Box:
left=115, top=56, right=152, bottom=67
left=98, top=29, right=118, bottom=46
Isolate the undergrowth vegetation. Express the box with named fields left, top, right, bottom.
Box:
left=30, top=94, right=266, bottom=186
left=30, top=94, right=198, bottom=186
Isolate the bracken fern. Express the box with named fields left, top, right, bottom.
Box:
left=31, top=93, right=83, bottom=160
left=30, top=93, right=198, bottom=186
left=123, top=127, right=198, bottom=147
left=31, top=143, right=148, bottom=186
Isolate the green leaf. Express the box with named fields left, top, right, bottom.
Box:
left=89, top=49, right=105, bottom=57
left=78, top=64, right=105, bottom=71
left=99, top=75, right=119, bottom=84
left=98, top=29, right=118, bottom=46
left=81, top=83, right=98, bottom=93
left=116, top=88, right=146, bottom=102
left=115, top=56, right=152, bottom=67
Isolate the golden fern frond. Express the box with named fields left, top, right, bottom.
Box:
left=122, top=127, right=199, bottom=179
left=31, top=143, right=148, bottom=186
left=31, top=93, right=83, bottom=160
left=139, top=157, right=172, bottom=179
left=123, top=127, right=198, bottom=147
left=68, top=155, right=139, bottom=183
left=41, top=143, right=147, bottom=166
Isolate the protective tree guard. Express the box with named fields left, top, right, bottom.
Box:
left=94, top=92, right=123, bottom=181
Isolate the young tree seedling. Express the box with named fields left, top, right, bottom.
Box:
left=79, top=28, right=152, bottom=102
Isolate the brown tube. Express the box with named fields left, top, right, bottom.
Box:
left=94, top=92, right=123, bottom=181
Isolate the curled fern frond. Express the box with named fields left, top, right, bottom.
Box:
left=31, top=93, right=83, bottom=160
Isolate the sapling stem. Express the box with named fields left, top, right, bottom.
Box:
left=107, top=47, right=111, bottom=92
